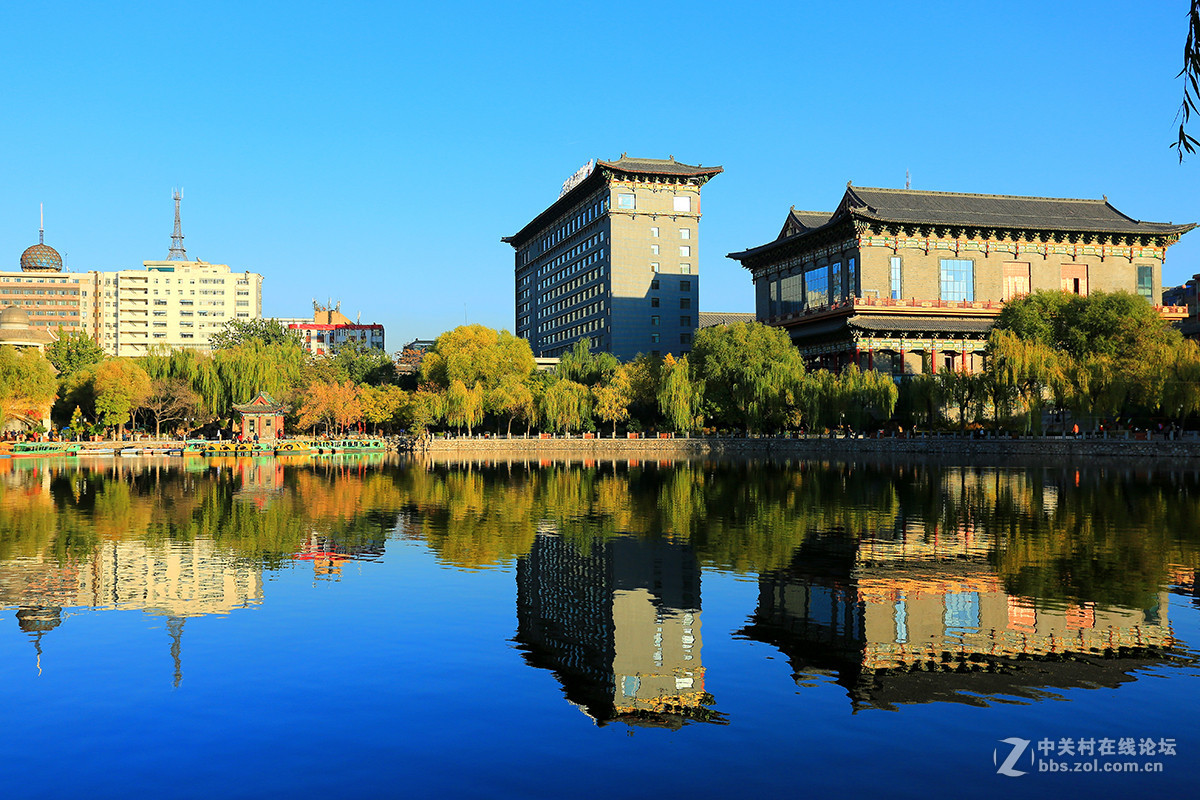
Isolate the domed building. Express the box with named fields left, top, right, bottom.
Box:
left=20, top=207, right=63, bottom=272
left=0, top=305, right=53, bottom=350
left=20, top=242, right=63, bottom=272
left=0, top=207, right=95, bottom=346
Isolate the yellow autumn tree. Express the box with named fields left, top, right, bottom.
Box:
left=299, top=380, right=363, bottom=435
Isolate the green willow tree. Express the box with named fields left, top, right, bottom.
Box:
left=557, top=339, right=619, bottom=386
left=985, top=329, right=1064, bottom=433
left=444, top=380, right=485, bottom=434
left=593, top=364, right=633, bottom=436
left=540, top=378, right=592, bottom=433
left=691, top=322, right=806, bottom=433
left=487, top=374, right=536, bottom=436
left=657, top=354, right=702, bottom=432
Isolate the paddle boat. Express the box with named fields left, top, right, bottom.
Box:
left=313, top=438, right=388, bottom=455
left=7, top=442, right=81, bottom=458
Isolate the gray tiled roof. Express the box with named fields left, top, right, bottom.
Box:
left=845, top=186, right=1193, bottom=235
left=789, top=209, right=833, bottom=230
left=847, top=315, right=995, bottom=335
left=598, top=155, right=723, bottom=177
left=697, top=311, right=756, bottom=328
left=730, top=185, right=1194, bottom=263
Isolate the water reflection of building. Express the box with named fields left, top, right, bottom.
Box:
left=292, top=531, right=387, bottom=580
left=515, top=533, right=719, bottom=728
left=0, top=539, right=264, bottom=682
left=740, top=533, right=1174, bottom=711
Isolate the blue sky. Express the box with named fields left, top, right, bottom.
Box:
left=1, top=1, right=1196, bottom=347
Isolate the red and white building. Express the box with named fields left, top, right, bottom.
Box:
left=283, top=302, right=385, bottom=356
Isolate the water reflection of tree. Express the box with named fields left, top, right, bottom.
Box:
left=1, top=459, right=1198, bottom=613
left=0, top=461, right=407, bottom=569
left=406, top=458, right=1200, bottom=610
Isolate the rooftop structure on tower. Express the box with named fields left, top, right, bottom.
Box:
left=20, top=204, right=63, bottom=272
left=503, top=154, right=722, bottom=361
left=168, top=189, right=187, bottom=260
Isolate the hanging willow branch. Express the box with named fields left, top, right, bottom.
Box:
left=1174, top=0, right=1200, bottom=161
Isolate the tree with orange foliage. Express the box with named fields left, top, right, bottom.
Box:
left=299, top=381, right=363, bottom=436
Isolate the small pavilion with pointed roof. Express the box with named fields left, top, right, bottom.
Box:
left=232, top=392, right=289, bottom=442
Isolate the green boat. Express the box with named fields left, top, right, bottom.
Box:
left=9, top=442, right=81, bottom=458
left=200, top=441, right=276, bottom=457
left=313, top=439, right=388, bottom=455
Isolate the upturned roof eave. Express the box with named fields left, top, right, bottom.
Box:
left=852, top=210, right=1196, bottom=237
left=730, top=211, right=1196, bottom=269
left=503, top=160, right=724, bottom=249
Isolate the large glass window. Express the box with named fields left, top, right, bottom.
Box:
left=830, top=262, right=842, bottom=302
left=1137, top=265, right=1153, bottom=300
left=673, top=196, right=690, bottom=212
left=804, top=266, right=828, bottom=309
left=780, top=273, right=803, bottom=314
left=940, top=259, right=975, bottom=302
left=890, top=256, right=902, bottom=299
left=847, top=258, right=857, bottom=299
left=618, top=193, right=635, bottom=209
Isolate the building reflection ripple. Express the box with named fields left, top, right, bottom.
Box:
left=515, top=531, right=722, bottom=728
left=738, top=477, right=1180, bottom=711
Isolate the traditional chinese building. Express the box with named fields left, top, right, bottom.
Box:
left=232, top=392, right=288, bottom=441
left=728, top=185, right=1195, bottom=373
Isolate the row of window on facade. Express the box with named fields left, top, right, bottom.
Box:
left=0, top=288, right=79, bottom=296
left=650, top=262, right=692, bottom=274
left=649, top=226, right=691, bottom=239
left=649, top=245, right=692, bottom=258
left=649, top=297, right=692, bottom=312
left=537, top=232, right=606, bottom=277
left=617, top=194, right=693, bottom=213
left=533, top=197, right=610, bottom=259
left=538, top=299, right=606, bottom=336
left=648, top=311, right=696, bottom=326
left=649, top=332, right=692, bottom=345
left=538, top=248, right=606, bottom=291
left=770, top=258, right=1157, bottom=316
left=541, top=316, right=605, bottom=346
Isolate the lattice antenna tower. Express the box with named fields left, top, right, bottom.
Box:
left=168, top=188, right=187, bottom=260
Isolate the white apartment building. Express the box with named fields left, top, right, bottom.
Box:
left=93, top=260, right=263, bottom=356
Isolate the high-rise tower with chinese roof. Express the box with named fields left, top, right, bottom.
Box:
left=503, top=155, right=722, bottom=361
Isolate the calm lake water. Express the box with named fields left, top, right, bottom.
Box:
left=1, top=454, right=1197, bottom=799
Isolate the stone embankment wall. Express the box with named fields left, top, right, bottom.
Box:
left=413, top=433, right=1200, bottom=463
